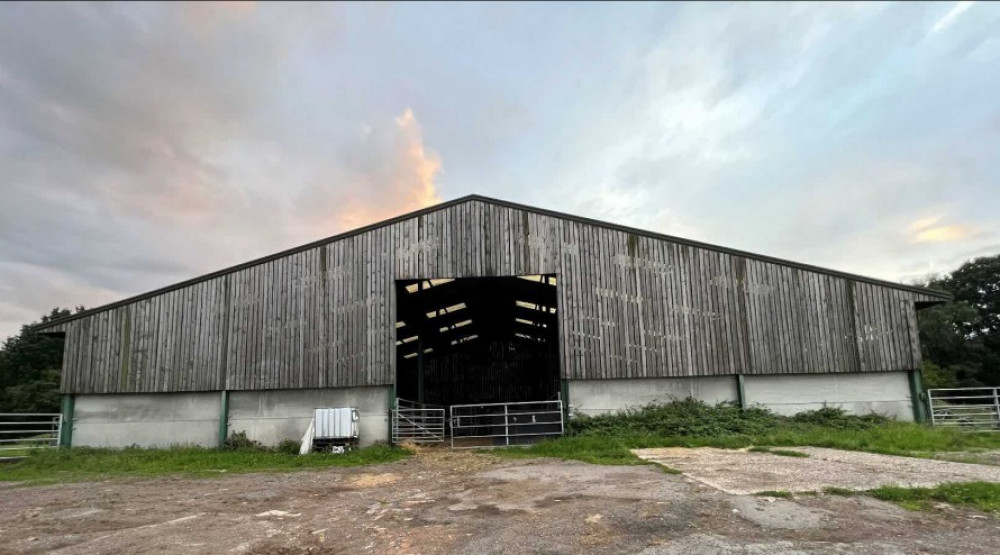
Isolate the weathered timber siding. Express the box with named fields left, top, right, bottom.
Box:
left=56, top=199, right=935, bottom=394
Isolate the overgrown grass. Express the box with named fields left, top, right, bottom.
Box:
left=0, top=447, right=41, bottom=458
left=490, top=436, right=647, bottom=466
left=493, top=399, right=1000, bottom=466
left=870, top=482, right=1000, bottom=513
left=755, top=490, right=793, bottom=498
left=820, top=482, right=1000, bottom=513
left=0, top=444, right=409, bottom=484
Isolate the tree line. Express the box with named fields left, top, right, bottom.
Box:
left=0, top=307, right=76, bottom=413
left=915, top=254, right=1000, bottom=389
left=1, top=255, right=998, bottom=413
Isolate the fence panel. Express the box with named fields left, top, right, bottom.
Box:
left=928, top=388, right=1000, bottom=431
left=0, top=413, right=62, bottom=451
left=450, top=400, right=564, bottom=449
left=392, top=398, right=446, bottom=444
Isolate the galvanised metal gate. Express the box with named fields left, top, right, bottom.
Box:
left=928, top=387, right=1000, bottom=431
left=449, top=399, right=564, bottom=449
left=392, top=398, right=446, bottom=443
left=0, top=413, right=63, bottom=452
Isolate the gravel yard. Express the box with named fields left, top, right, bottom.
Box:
left=2, top=447, right=1000, bottom=554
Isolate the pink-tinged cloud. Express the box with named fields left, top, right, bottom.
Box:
left=911, top=224, right=978, bottom=244
left=908, top=216, right=979, bottom=244
left=302, top=108, right=443, bottom=236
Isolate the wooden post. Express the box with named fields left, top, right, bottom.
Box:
left=59, top=395, right=74, bottom=448
left=218, top=390, right=229, bottom=446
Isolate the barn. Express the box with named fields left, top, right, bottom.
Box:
left=35, top=195, right=948, bottom=448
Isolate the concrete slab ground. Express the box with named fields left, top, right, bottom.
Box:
left=3, top=449, right=1000, bottom=554
left=633, top=446, right=1000, bottom=494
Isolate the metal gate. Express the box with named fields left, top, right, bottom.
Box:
left=449, top=399, right=564, bottom=449
left=0, top=413, right=63, bottom=452
left=928, top=387, right=1000, bottom=431
left=392, top=398, right=446, bottom=443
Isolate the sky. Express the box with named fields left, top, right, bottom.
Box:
left=1, top=1, right=999, bottom=341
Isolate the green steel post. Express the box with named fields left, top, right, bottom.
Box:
left=60, top=395, right=74, bottom=448
left=218, top=390, right=229, bottom=447
left=388, top=384, right=396, bottom=445
left=561, top=379, right=570, bottom=425
left=908, top=369, right=928, bottom=423
left=736, top=374, right=747, bottom=411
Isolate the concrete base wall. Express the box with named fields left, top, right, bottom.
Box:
left=568, top=377, right=738, bottom=416
left=228, top=387, right=390, bottom=447
left=567, top=371, right=914, bottom=421
left=72, top=386, right=391, bottom=449
left=73, top=392, right=221, bottom=448
left=743, top=371, right=914, bottom=421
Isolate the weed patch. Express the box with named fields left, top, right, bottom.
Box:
left=869, top=482, right=1000, bottom=514
left=823, top=486, right=856, bottom=496
left=749, top=446, right=810, bottom=458
left=755, top=490, right=793, bottom=498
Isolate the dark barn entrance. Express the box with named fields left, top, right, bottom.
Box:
left=394, top=275, right=559, bottom=407
left=393, top=275, right=563, bottom=446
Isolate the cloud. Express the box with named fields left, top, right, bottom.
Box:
left=296, top=107, right=443, bottom=234
left=931, top=1, right=975, bottom=34
left=1, top=2, right=999, bottom=342
left=531, top=2, right=999, bottom=283
left=911, top=224, right=978, bottom=244
left=0, top=4, right=443, bottom=340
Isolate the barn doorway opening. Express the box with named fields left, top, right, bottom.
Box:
left=394, top=275, right=559, bottom=409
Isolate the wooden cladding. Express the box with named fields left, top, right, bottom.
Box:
left=57, top=200, right=931, bottom=394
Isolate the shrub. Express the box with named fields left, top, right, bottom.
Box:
left=569, top=398, right=782, bottom=438
left=223, top=431, right=262, bottom=451
left=275, top=439, right=300, bottom=455
left=790, top=406, right=889, bottom=430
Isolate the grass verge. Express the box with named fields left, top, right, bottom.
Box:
left=869, top=482, right=1000, bottom=513
left=492, top=400, right=1000, bottom=467
left=489, top=436, right=646, bottom=466
left=0, top=444, right=410, bottom=484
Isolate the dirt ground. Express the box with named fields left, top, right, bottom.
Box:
left=2, top=448, right=1000, bottom=554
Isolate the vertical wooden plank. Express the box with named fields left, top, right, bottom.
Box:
left=745, top=259, right=765, bottom=375
left=903, top=296, right=922, bottom=368
left=250, top=263, right=261, bottom=391
left=320, top=244, right=331, bottom=389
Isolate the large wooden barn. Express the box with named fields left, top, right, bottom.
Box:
left=36, top=195, right=948, bottom=448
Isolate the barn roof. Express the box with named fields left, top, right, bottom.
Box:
left=33, top=194, right=951, bottom=331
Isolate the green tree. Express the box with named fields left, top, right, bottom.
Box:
left=915, top=254, right=1000, bottom=388
left=947, top=255, right=1000, bottom=386
left=920, top=361, right=958, bottom=390
left=0, top=308, right=74, bottom=413
left=949, top=255, right=1000, bottom=338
